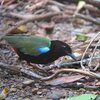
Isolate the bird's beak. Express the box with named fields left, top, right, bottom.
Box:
left=68, top=53, right=77, bottom=61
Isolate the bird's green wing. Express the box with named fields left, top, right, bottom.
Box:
left=4, top=35, right=51, bottom=56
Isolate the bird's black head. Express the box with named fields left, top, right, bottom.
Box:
left=51, top=40, right=76, bottom=60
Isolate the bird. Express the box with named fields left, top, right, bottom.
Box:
left=4, top=34, right=76, bottom=65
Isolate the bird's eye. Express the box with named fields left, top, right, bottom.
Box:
left=62, top=46, right=66, bottom=48
left=63, top=45, right=66, bottom=47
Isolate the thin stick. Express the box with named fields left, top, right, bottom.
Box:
left=80, top=32, right=100, bottom=69
left=0, top=12, right=60, bottom=40
left=88, top=39, right=100, bottom=67
left=41, top=68, right=100, bottom=81
left=76, top=13, right=100, bottom=25
left=1, top=62, right=100, bottom=81
left=0, top=62, right=44, bottom=79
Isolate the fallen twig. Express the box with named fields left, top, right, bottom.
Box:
left=0, top=62, right=100, bottom=81
left=84, top=4, right=100, bottom=16
left=25, top=0, right=49, bottom=11
left=0, top=12, right=60, bottom=40
left=9, top=12, right=60, bottom=20
left=61, top=82, right=100, bottom=90
left=66, top=0, right=100, bottom=8
left=52, top=13, right=100, bottom=25
left=49, top=0, right=76, bottom=10
left=88, top=39, right=100, bottom=67
left=0, top=62, right=44, bottom=79
left=76, top=13, right=100, bottom=25
left=80, top=32, right=100, bottom=69
left=44, top=55, right=100, bottom=71
left=41, top=68, right=100, bottom=81
left=50, top=1, right=100, bottom=16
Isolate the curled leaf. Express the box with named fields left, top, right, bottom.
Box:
left=0, top=87, right=9, bottom=100
left=73, top=1, right=86, bottom=17
left=12, top=25, right=28, bottom=33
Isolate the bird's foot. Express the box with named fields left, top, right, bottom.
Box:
left=54, top=57, right=64, bottom=68
left=44, top=59, right=62, bottom=71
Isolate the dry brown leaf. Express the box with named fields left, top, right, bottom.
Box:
left=46, top=75, right=85, bottom=86
left=0, top=87, right=9, bottom=100
left=12, top=25, right=28, bottom=33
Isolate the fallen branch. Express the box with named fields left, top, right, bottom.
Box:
left=88, top=39, right=100, bottom=67
left=0, top=8, right=99, bottom=41
left=0, top=12, right=60, bottom=40
left=50, top=1, right=100, bottom=16
left=0, top=62, right=44, bottom=79
left=52, top=13, right=100, bottom=25
left=10, top=12, right=100, bottom=25
left=80, top=32, right=100, bottom=69
left=61, top=82, right=100, bottom=90
left=0, top=62, right=100, bottom=81
left=65, top=0, right=100, bottom=8
left=25, top=0, right=49, bottom=11
left=84, top=4, right=100, bottom=16
left=41, top=68, right=100, bottom=81
left=76, top=13, right=100, bottom=25
left=44, top=55, right=100, bottom=71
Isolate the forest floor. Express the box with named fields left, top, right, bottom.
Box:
left=0, top=0, right=100, bottom=100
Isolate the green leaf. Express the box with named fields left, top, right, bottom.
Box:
left=76, top=33, right=88, bottom=42
left=63, top=94, right=98, bottom=100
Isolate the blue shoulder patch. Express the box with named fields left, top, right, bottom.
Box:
left=35, top=47, right=50, bottom=54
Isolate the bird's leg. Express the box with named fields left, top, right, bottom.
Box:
left=54, top=57, right=64, bottom=68
left=44, top=58, right=63, bottom=70
left=43, top=58, right=64, bottom=71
